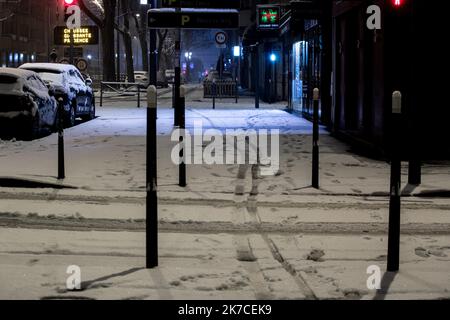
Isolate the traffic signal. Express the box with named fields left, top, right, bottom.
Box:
left=63, top=0, right=78, bottom=23
left=388, top=0, right=411, bottom=15
left=392, top=0, right=405, bottom=8
left=64, top=0, right=77, bottom=6
left=385, top=0, right=413, bottom=109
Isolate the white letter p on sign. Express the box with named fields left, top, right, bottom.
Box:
left=181, top=15, right=190, bottom=26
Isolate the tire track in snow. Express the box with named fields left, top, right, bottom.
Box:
left=232, top=164, right=274, bottom=300
left=245, top=163, right=318, bottom=300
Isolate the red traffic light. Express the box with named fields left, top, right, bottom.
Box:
left=64, top=0, right=76, bottom=5
left=392, top=0, right=405, bottom=8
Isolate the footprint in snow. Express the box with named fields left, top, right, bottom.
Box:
left=415, top=247, right=430, bottom=258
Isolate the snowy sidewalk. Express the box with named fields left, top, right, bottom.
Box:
left=1, top=227, right=449, bottom=300
left=0, top=101, right=448, bottom=200
left=1, top=95, right=449, bottom=300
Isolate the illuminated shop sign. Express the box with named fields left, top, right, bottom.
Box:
left=54, top=26, right=99, bottom=45
left=257, top=5, right=281, bottom=30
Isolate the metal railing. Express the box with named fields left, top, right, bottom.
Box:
left=203, top=80, right=239, bottom=104
left=99, top=82, right=142, bottom=108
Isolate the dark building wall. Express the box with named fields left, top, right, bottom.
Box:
left=332, top=0, right=387, bottom=150
left=0, top=0, right=58, bottom=66
left=409, top=0, right=450, bottom=158
left=332, top=0, right=449, bottom=158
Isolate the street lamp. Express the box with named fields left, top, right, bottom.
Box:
left=270, top=53, right=277, bottom=62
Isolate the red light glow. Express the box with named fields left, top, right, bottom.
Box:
left=64, top=0, right=75, bottom=5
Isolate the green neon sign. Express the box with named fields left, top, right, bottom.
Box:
left=258, top=6, right=280, bottom=29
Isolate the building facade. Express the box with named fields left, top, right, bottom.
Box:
left=0, top=0, right=58, bottom=67
left=241, top=0, right=448, bottom=158
left=331, top=0, right=449, bottom=158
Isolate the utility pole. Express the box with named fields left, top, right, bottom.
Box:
left=146, top=0, right=158, bottom=269
left=174, top=6, right=181, bottom=127
left=116, top=0, right=121, bottom=81
left=253, top=44, right=260, bottom=109
left=69, top=29, right=74, bottom=65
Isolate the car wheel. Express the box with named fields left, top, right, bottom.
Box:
left=89, top=98, right=96, bottom=120
left=81, top=97, right=96, bottom=121
left=65, top=101, right=76, bottom=128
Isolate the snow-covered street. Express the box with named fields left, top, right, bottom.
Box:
left=1, top=86, right=449, bottom=300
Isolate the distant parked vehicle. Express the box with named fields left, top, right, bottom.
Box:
left=165, top=69, right=175, bottom=84
left=134, top=71, right=149, bottom=88
left=19, top=63, right=95, bottom=127
left=0, top=68, right=58, bottom=140
left=134, top=70, right=169, bottom=88
left=205, top=71, right=233, bottom=82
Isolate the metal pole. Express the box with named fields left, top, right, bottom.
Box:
left=100, top=82, right=103, bottom=107
left=212, top=80, right=216, bottom=109
left=146, top=0, right=158, bottom=269
left=116, top=0, right=121, bottom=82
left=69, top=29, right=74, bottom=65
left=255, top=48, right=260, bottom=109
left=57, top=98, right=65, bottom=180
left=387, top=91, right=402, bottom=272
left=174, top=13, right=181, bottom=126
left=312, top=88, right=320, bottom=189
left=179, top=85, right=187, bottom=187
left=274, top=60, right=277, bottom=103
left=146, top=85, right=158, bottom=269
left=235, top=55, right=238, bottom=104
left=137, top=85, right=141, bottom=108
left=235, top=78, right=238, bottom=104
left=174, top=66, right=181, bottom=126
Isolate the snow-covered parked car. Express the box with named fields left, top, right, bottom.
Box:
left=19, top=63, right=95, bottom=127
left=0, top=68, right=58, bottom=140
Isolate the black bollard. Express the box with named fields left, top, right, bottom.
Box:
left=312, top=88, right=320, bottom=189
left=387, top=91, right=402, bottom=272
left=57, top=98, right=65, bottom=180
left=179, top=85, right=187, bottom=187
left=174, top=67, right=181, bottom=127
left=146, top=85, right=158, bottom=269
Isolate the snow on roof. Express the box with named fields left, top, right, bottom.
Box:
left=0, top=67, right=37, bottom=79
left=19, top=63, right=76, bottom=73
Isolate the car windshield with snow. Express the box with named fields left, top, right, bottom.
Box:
left=19, top=63, right=95, bottom=127
left=0, top=68, right=58, bottom=140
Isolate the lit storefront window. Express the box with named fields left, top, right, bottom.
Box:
left=292, top=41, right=308, bottom=112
